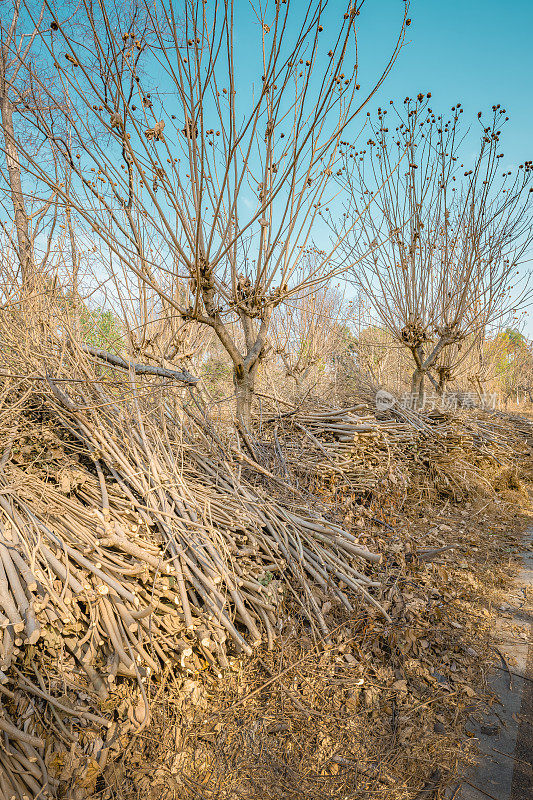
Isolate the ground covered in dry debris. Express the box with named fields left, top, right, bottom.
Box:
left=2, top=315, right=533, bottom=800
left=105, top=479, right=532, bottom=800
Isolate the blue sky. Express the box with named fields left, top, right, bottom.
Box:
left=27, top=0, right=532, bottom=333
left=232, top=0, right=532, bottom=164
left=356, top=0, right=533, bottom=165
left=230, top=0, right=532, bottom=203
left=287, top=0, right=533, bottom=333
left=377, top=0, right=533, bottom=333
left=153, top=0, right=533, bottom=334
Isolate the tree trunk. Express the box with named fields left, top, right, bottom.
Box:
left=411, top=369, right=425, bottom=409
left=233, top=362, right=258, bottom=430
left=469, top=375, right=484, bottom=402
left=0, top=61, right=35, bottom=292
left=204, top=298, right=271, bottom=430
left=65, top=183, right=79, bottom=299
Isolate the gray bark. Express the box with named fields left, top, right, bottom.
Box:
left=82, top=346, right=198, bottom=384
left=411, top=369, right=425, bottom=409
left=233, top=361, right=259, bottom=431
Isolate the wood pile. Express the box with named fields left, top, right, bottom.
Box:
left=0, top=332, right=387, bottom=798
left=259, top=397, right=526, bottom=501
left=294, top=405, right=379, bottom=442
left=259, top=403, right=411, bottom=493
left=0, top=305, right=531, bottom=798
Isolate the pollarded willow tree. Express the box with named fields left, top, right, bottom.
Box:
left=19, top=0, right=409, bottom=428
left=329, top=96, right=533, bottom=405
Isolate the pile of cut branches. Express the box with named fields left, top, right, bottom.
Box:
left=1, top=305, right=531, bottom=798
left=0, top=311, right=386, bottom=798
left=256, top=396, right=529, bottom=508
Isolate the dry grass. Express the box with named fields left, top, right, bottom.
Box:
left=102, top=494, right=532, bottom=800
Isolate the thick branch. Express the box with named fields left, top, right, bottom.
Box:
left=82, top=346, right=198, bottom=384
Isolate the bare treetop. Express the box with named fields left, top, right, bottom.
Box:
left=18, top=0, right=409, bottom=425
left=329, top=95, right=533, bottom=402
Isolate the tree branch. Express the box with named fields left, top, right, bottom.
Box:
left=81, top=346, right=199, bottom=384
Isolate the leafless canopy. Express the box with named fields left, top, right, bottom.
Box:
left=270, top=250, right=348, bottom=386
left=17, top=0, right=408, bottom=424
left=329, top=96, right=533, bottom=400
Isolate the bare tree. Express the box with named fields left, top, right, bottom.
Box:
left=99, top=239, right=213, bottom=371
left=329, top=96, right=533, bottom=406
left=270, top=252, right=347, bottom=387
left=20, top=0, right=408, bottom=427
left=355, top=324, right=395, bottom=386
left=483, top=327, right=533, bottom=403
left=0, top=1, right=47, bottom=291
left=0, top=1, right=75, bottom=300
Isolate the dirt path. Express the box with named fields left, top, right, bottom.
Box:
left=449, top=530, right=533, bottom=800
